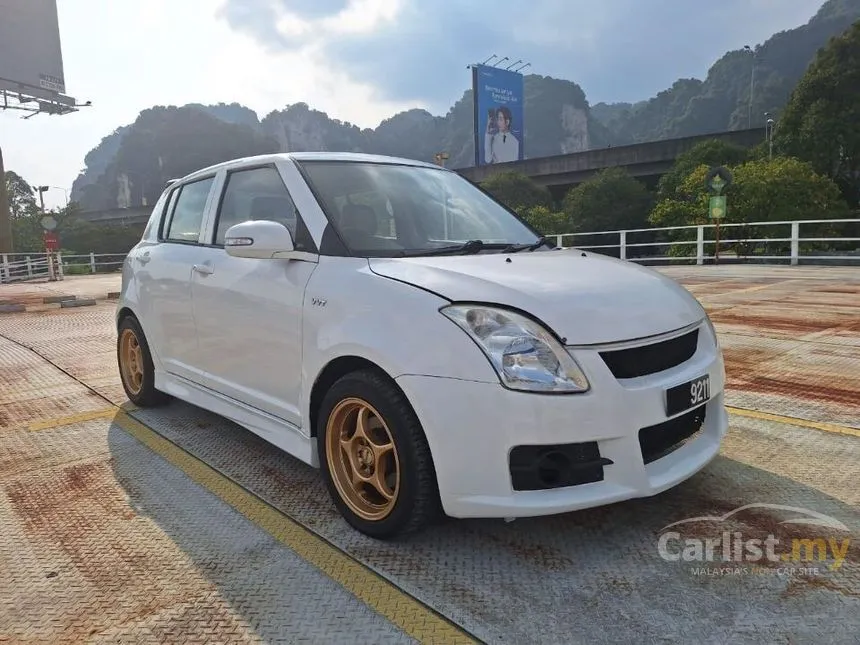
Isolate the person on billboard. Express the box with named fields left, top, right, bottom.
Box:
left=484, top=106, right=520, bottom=164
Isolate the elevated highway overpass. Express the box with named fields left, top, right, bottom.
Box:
left=67, top=204, right=152, bottom=226
left=457, top=127, right=767, bottom=196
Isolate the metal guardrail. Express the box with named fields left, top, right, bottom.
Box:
left=553, top=218, right=860, bottom=265
left=2, top=218, right=859, bottom=283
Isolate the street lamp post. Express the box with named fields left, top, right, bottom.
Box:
left=49, top=186, right=69, bottom=207
left=744, top=45, right=755, bottom=129
left=33, top=185, right=69, bottom=209
left=36, top=185, right=49, bottom=213
left=765, top=115, right=775, bottom=160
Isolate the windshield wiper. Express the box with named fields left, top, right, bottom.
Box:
left=503, top=236, right=555, bottom=253
left=400, top=240, right=511, bottom=257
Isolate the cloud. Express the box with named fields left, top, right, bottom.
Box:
left=279, top=0, right=351, bottom=19
left=219, top=0, right=400, bottom=51
left=218, top=0, right=823, bottom=109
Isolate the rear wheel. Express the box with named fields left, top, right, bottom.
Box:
left=317, top=369, right=441, bottom=539
left=117, top=316, right=170, bottom=407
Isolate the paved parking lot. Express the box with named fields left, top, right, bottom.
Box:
left=1, top=266, right=858, bottom=643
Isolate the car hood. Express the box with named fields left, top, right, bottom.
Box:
left=368, top=250, right=705, bottom=345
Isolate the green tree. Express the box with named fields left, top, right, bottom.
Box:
left=657, top=139, right=750, bottom=201
left=775, top=20, right=860, bottom=206
left=480, top=172, right=553, bottom=214
left=8, top=199, right=80, bottom=253
left=562, top=167, right=652, bottom=232
left=650, top=156, right=849, bottom=257
left=730, top=157, right=849, bottom=222
left=650, top=164, right=711, bottom=230
left=652, top=157, right=847, bottom=225
left=56, top=217, right=145, bottom=258
left=4, top=171, right=38, bottom=219
left=521, top=206, right=570, bottom=236
left=8, top=200, right=146, bottom=258
left=9, top=210, right=48, bottom=253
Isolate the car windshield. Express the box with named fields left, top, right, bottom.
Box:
left=295, top=160, right=543, bottom=257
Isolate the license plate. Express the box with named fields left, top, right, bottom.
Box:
left=665, top=374, right=710, bottom=416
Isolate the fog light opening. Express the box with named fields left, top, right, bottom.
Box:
left=536, top=451, right=569, bottom=487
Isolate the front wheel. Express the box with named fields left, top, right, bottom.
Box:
left=117, top=315, right=171, bottom=408
left=317, top=369, right=441, bottom=539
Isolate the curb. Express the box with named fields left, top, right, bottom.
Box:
left=42, top=295, right=78, bottom=304
left=0, top=293, right=111, bottom=314
left=61, top=298, right=98, bottom=308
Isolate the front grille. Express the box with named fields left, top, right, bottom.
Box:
left=600, top=328, right=699, bottom=379
left=638, top=404, right=707, bottom=464
left=509, top=442, right=613, bottom=491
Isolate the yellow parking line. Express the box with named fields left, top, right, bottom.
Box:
left=26, top=403, right=137, bottom=432
left=727, top=405, right=860, bottom=438
left=111, top=409, right=476, bottom=644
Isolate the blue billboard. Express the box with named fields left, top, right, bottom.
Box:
left=472, top=64, right=524, bottom=166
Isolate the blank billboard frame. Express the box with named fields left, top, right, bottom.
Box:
left=0, top=0, right=77, bottom=108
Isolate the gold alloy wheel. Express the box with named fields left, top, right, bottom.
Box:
left=325, top=397, right=401, bottom=521
left=119, top=328, right=145, bottom=396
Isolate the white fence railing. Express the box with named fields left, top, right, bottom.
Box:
left=59, top=252, right=128, bottom=275
left=2, top=218, right=859, bottom=283
left=0, top=253, right=57, bottom=283
left=553, top=218, right=860, bottom=265
left=0, top=252, right=126, bottom=284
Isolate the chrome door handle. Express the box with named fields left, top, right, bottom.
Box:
left=192, top=264, right=214, bottom=275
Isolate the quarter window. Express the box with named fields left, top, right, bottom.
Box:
left=164, top=177, right=214, bottom=243
left=214, top=166, right=300, bottom=246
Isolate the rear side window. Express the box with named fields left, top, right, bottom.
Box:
left=152, top=187, right=179, bottom=239
left=164, top=177, right=214, bottom=243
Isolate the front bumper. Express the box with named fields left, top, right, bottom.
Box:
left=395, top=321, right=728, bottom=519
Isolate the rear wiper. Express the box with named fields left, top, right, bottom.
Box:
left=503, top=236, right=555, bottom=253
left=400, top=240, right=510, bottom=257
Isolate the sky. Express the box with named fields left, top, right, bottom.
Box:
left=2, top=0, right=823, bottom=210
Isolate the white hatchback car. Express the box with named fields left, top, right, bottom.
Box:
left=116, top=152, right=728, bottom=539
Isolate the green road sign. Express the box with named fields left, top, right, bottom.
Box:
left=709, top=195, right=726, bottom=219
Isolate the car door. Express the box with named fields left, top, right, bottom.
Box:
left=134, top=174, right=217, bottom=380
left=188, top=163, right=318, bottom=427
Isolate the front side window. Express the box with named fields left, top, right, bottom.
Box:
left=164, top=177, right=214, bottom=243
left=296, top=161, right=541, bottom=257
left=214, top=166, right=300, bottom=246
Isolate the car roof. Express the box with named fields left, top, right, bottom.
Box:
left=176, top=151, right=447, bottom=184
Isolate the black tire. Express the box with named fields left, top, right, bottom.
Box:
left=117, top=315, right=171, bottom=408
left=317, top=368, right=442, bottom=539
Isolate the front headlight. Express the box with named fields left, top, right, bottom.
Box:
left=440, top=305, right=590, bottom=393
left=702, top=308, right=720, bottom=350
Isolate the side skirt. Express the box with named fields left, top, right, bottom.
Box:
left=154, top=370, right=319, bottom=467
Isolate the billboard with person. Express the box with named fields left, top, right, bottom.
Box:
left=472, top=64, right=524, bottom=166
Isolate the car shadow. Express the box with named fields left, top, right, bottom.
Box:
left=104, top=408, right=414, bottom=643
left=108, top=401, right=860, bottom=644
